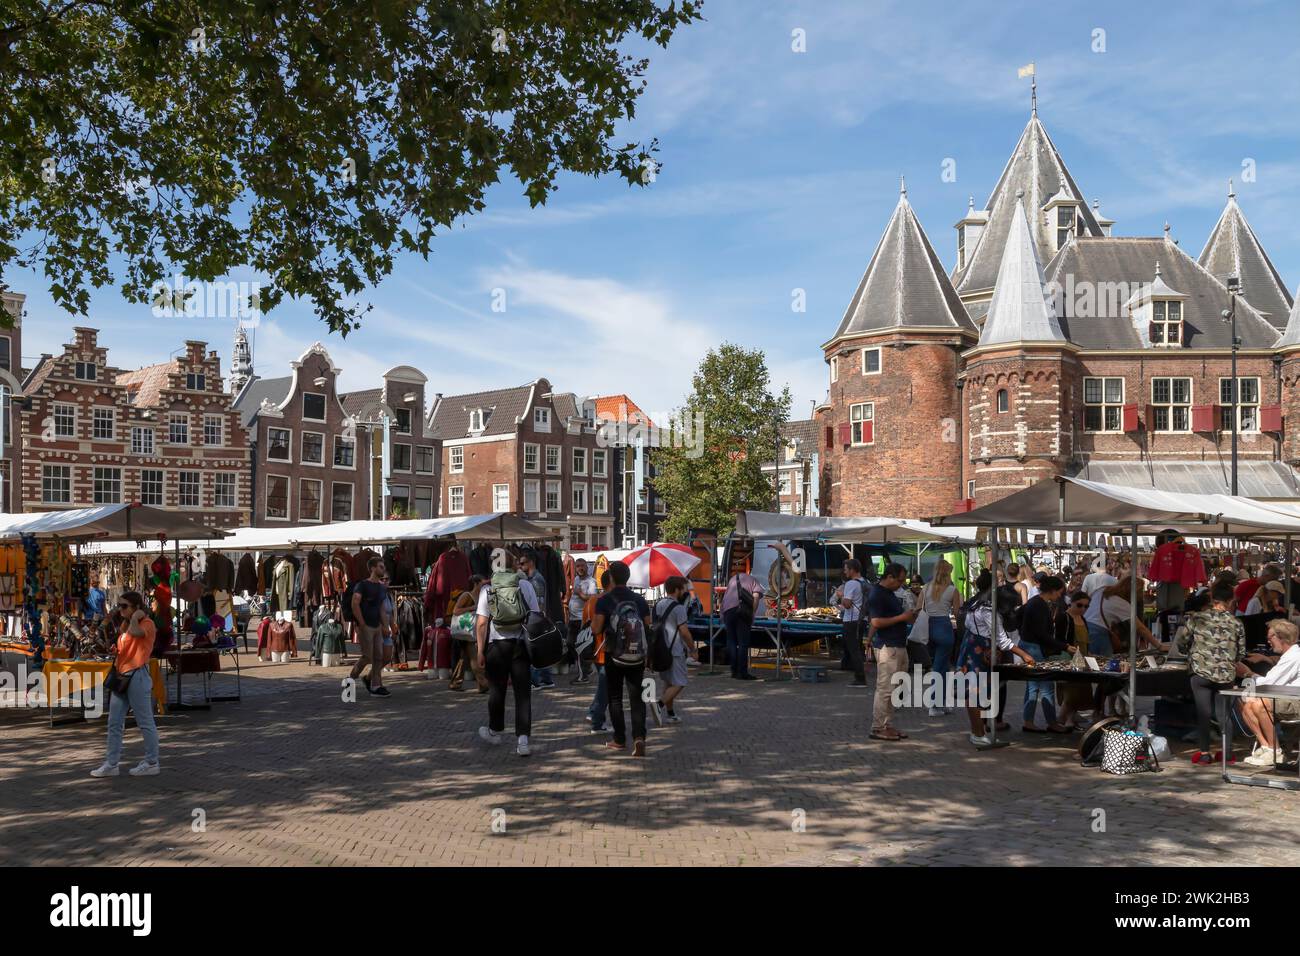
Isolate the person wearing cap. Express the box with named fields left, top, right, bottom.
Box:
left=1244, top=573, right=1285, bottom=616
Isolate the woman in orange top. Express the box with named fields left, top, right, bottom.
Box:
left=92, top=591, right=161, bottom=778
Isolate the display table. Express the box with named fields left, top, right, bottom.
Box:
left=165, top=645, right=241, bottom=706
left=995, top=662, right=1192, bottom=698
left=1218, top=686, right=1300, bottom=791
left=43, top=658, right=166, bottom=726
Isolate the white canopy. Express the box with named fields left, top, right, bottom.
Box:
left=0, top=504, right=228, bottom=542
left=733, top=510, right=975, bottom=545
left=81, top=512, right=559, bottom=555
left=932, top=476, right=1300, bottom=536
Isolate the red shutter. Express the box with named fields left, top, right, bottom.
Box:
left=1261, top=404, right=1283, bottom=433
left=824, top=426, right=834, bottom=449
left=952, top=498, right=976, bottom=514
left=1191, top=404, right=1216, bottom=433
left=838, top=423, right=851, bottom=446
left=1122, top=403, right=1138, bottom=433
left=862, top=420, right=874, bottom=444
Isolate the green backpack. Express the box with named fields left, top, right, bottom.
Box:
left=488, top=571, right=527, bottom=629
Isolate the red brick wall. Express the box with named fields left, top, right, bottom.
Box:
left=1282, top=353, right=1300, bottom=465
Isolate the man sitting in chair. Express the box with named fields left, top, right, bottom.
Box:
left=1239, top=620, right=1300, bottom=768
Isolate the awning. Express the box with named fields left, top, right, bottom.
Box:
left=733, top=510, right=973, bottom=544
left=0, top=504, right=228, bottom=542
left=931, top=476, right=1300, bottom=536
left=1075, top=460, right=1300, bottom=500
left=81, top=512, right=558, bottom=555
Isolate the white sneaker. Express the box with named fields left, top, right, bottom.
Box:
left=478, top=726, right=503, bottom=745
left=517, top=735, right=531, bottom=757
left=968, top=733, right=993, bottom=747
left=1243, top=747, right=1276, bottom=767
left=90, top=762, right=119, bottom=778
left=128, top=760, right=160, bottom=777
left=927, top=707, right=944, bottom=717
left=651, top=701, right=664, bottom=727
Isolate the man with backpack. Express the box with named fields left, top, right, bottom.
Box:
left=591, top=560, right=652, bottom=756
left=653, top=576, right=697, bottom=723
left=475, top=551, right=541, bottom=757
left=348, top=556, right=392, bottom=697
left=721, top=570, right=765, bottom=680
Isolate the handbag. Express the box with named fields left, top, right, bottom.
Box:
left=910, top=608, right=930, bottom=644
left=1100, top=724, right=1161, bottom=775
left=103, top=665, right=136, bottom=698
left=523, top=611, right=565, bottom=669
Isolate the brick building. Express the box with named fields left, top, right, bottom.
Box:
left=591, top=394, right=666, bottom=546
left=20, top=329, right=251, bottom=524
left=818, top=102, right=1300, bottom=519
left=0, top=291, right=25, bottom=512
left=342, top=365, right=440, bottom=519
left=429, top=379, right=612, bottom=548
left=233, top=342, right=370, bottom=525
left=761, top=419, right=821, bottom=516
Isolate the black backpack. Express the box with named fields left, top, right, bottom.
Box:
left=605, top=599, right=648, bottom=665
left=650, top=597, right=679, bottom=672
left=995, top=583, right=1024, bottom=634
left=340, top=581, right=360, bottom=624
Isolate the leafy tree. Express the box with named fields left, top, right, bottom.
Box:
left=653, top=342, right=792, bottom=541
left=0, top=0, right=701, bottom=330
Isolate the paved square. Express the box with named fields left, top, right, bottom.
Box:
left=3, top=643, right=1297, bottom=867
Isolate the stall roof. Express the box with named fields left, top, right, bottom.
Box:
left=733, top=511, right=976, bottom=544
left=0, top=505, right=228, bottom=542
left=82, top=512, right=559, bottom=554
left=931, top=477, right=1300, bottom=536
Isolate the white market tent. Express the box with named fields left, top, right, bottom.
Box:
left=0, top=504, right=228, bottom=542
left=82, top=512, right=559, bottom=556
left=733, top=511, right=978, bottom=545
left=931, top=476, right=1300, bottom=747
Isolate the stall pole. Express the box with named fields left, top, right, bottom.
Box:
left=1128, top=524, right=1139, bottom=716
left=1285, top=535, right=1294, bottom=622
left=988, top=526, right=1000, bottom=747
left=171, top=537, right=209, bottom=712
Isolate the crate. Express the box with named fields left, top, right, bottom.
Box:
left=794, top=665, right=829, bottom=683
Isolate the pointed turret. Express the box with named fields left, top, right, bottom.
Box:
left=977, top=197, right=1065, bottom=347
left=953, top=111, right=1104, bottom=296
left=830, top=182, right=976, bottom=341
left=1199, top=180, right=1294, bottom=329
left=1278, top=289, right=1300, bottom=350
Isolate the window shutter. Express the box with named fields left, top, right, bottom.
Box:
left=1122, top=403, right=1138, bottom=433
left=838, top=423, right=851, bottom=446
left=1191, top=404, right=1217, bottom=433
left=1261, top=404, right=1283, bottom=433
left=862, top=420, right=874, bottom=444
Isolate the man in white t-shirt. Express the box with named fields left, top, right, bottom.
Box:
left=837, top=559, right=868, bottom=688
left=567, top=559, right=599, bottom=683
left=475, top=556, right=541, bottom=757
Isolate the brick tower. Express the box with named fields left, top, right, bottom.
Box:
left=962, top=194, right=1077, bottom=506
left=820, top=178, right=978, bottom=519
left=1279, top=293, right=1300, bottom=466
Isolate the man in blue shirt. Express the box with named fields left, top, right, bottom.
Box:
left=869, top=563, right=917, bottom=741
left=84, top=573, right=107, bottom=620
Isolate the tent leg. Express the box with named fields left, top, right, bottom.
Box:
left=1128, top=524, right=1138, bottom=718
left=1285, top=536, right=1294, bottom=622
left=987, top=527, right=1001, bottom=748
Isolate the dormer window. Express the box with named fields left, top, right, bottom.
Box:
left=1149, top=300, right=1183, bottom=345
left=1043, top=179, right=1079, bottom=254
left=185, top=372, right=205, bottom=391
left=75, top=361, right=96, bottom=381
left=469, top=408, right=486, bottom=433
left=1055, top=206, right=1076, bottom=251
left=533, top=407, right=551, bottom=432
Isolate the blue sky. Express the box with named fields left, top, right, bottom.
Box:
left=12, top=0, right=1300, bottom=419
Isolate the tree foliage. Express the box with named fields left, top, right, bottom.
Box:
left=653, top=342, right=793, bottom=542
left=0, top=0, right=702, bottom=330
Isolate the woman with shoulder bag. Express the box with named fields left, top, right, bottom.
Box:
left=91, top=591, right=161, bottom=778
left=448, top=576, right=488, bottom=692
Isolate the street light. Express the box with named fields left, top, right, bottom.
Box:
left=1222, top=274, right=1241, bottom=495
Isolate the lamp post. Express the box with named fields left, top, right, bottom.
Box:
left=1223, top=274, right=1240, bottom=496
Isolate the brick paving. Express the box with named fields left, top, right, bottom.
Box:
left=2, top=638, right=1298, bottom=867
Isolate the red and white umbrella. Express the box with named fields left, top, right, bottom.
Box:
left=620, top=542, right=701, bottom=588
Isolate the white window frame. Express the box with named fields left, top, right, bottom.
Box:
left=592, top=482, right=608, bottom=514
left=265, top=474, right=291, bottom=520
left=1150, top=377, right=1192, bottom=433
left=492, top=483, right=510, bottom=512
left=524, top=479, right=540, bottom=512
left=302, top=392, right=327, bottom=422
left=545, top=445, right=562, bottom=475
left=1083, top=377, right=1125, bottom=433
left=849, top=402, right=874, bottom=446
left=1149, top=300, right=1184, bottom=346
left=996, top=389, right=1009, bottom=414
left=534, top=407, right=551, bottom=433
left=331, top=481, right=354, bottom=522
left=213, top=473, right=237, bottom=509
left=469, top=409, right=486, bottom=433
left=861, top=347, right=882, bottom=375
left=203, top=414, right=223, bottom=447
left=449, top=445, right=464, bottom=473
left=592, top=448, right=608, bottom=478
left=572, top=446, right=588, bottom=476
left=92, top=406, right=115, bottom=441
left=333, top=435, right=356, bottom=469
left=830, top=356, right=838, bottom=384
left=92, top=467, right=122, bottom=504
left=299, top=477, right=324, bottom=522
left=448, top=485, right=465, bottom=515
left=545, top=480, right=561, bottom=513
left=523, top=442, right=540, bottom=474
left=131, top=426, right=155, bottom=455
left=267, top=426, right=292, bottom=462
left=52, top=402, right=76, bottom=439
left=140, top=469, right=164, bottom=506
left=42, top=465, right=71, bottom=504
left=1219, top=377, right=1261, bottom=433
left=168, top=412, right=190, bottom=445
left=301, top=430, right=326, bottom=466
left=177, top=471, right=201, bottom=509
left=572, top=481, right=588, bottom=514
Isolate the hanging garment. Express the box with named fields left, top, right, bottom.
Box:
left=272, top=559, right=295, bottom=613
left=235, top=552, right=259, bottom=594
left=351, top=549, right=380, bottom=585
left=212, top=589, right=234, bottom=622
left=424, top=547, right=471, bottom=621
left=256, top=617, right=274, bottom=655
left=304, top=550, right=325, bottom=605
left=206, top=552, right=236, bottom=591
left=329, top=556, right=349, bottom=597
left=1148, top=541, right=1207, bottom=589
left=468, top=543, right=493, bottom=579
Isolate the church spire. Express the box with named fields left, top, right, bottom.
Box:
left=1199, top=184, right=1294, bottom=329
left=976, top=198, right=1065, bottom=347
left=230, top=324, right=252, bottom=394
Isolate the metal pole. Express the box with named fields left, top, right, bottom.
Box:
left=989, top=526, right=999, bottom=745
left=1230, top=286, right=1239, bottom=496
left=1286, top=535, right=1294, bottom=623
left=1129, top=524, right=1138, bottom=717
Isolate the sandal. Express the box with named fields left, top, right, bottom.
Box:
left=869, top=731, right=908, bottom=741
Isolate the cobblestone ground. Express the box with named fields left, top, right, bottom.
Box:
left=2, top=636, right=1298, bottom=867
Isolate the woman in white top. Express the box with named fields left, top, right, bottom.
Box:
left=1239, top=619, right=1300, bottom=766
left=922, top=560, right=959, bottom=715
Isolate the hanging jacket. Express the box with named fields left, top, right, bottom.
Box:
left=206, top=552, right=236, bottom=592
left=235, top=552, right=259, bottom=595
left=272, top=559, right=295, bottom=613
left=304, top=550, right=325, bottom=605
left=424, top=548, right=472, bottom=621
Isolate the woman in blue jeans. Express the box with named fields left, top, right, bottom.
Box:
left=1018, top=576, right=1072, bottom=733
left=922, top=561, right=958, bottom=715
left=92, top=591, right=161, bottom=778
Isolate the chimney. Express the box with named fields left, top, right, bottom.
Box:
left=72, top=327, right=98, bottom=351
left=185, top=340, right=206, bottom=363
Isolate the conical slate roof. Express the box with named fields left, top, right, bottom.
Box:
left=830, top=180, right=976, bottom=341
left=1277, top=289, right=1300, bottom=350
left=977, top=198, right=1066, bottom=347
left=1198, top=182, right=1294, bottom=330
left=953, top=113, right=1103, bottom=295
